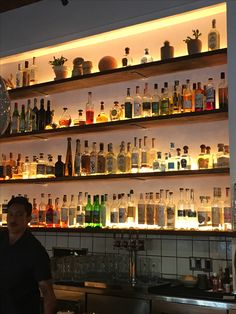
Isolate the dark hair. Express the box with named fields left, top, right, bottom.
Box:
left=7, top=196, right=32, bottom=216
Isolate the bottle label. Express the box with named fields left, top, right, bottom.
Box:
left=110, top=211, right=118, bottom=223
left=146, top=205, right=154, bottom=225
left=31, top=212, right=38, bottom=225
left=168, top=161, right=175, bottom=170
left=127, top=206, right=135, bottom=219
left=198, top=210, right=208, bottom=225
left=153, top=161, right=160, bottom=171
left=157, top=205, right=165, bottom=227
left=206, top=86, right=215, bottom=103
left=224, top=207, right=232, bottom=224
left=178, top=209, right=185, bottom=217
left=97, top=156, right=106, bottom=173
left=160, top=100, right=169, bottom=114
left=93, top=210, right=100, bottom=224
left=90, top=156, right=97, bottom=174
left=183, top=100, right=192, bottom=109
left=46, top=165, right=55, bottom=175
left=212, top=206, right=221, bottom=226
left=53, top=211, right=60, bottom=225
left=133, top=102, right=142, bottom=116
left=69, top=208, right=75, bottom=226
left=180, top=158, right=187, bottom=169
left=117, top=156, right=126, bottom=172
left=141, top=152, right=147, bottom=166
left=138, top=204, right=145, bottom=224
left=85, top=210, right=92, bottom=224
left=142, top=102, right=151, bottom=111
left=106, top=156, right=114, bottom=173
left=131, top=153, right=139, bottom=167
left=38, top=210, right=46, bottom=223
left=152, top=101, right=159, bottom=115
left=37, top=164, right=46, bottom=175
left=195, top=93, right=204, bottom=110
left=61, top=207, right=68, bottom=223
left=208, top=33, right=218, bottom=50
left=188, top=210, right=197, bottom=218
left=76, top=212, right=84, bottom=225
left=119, top=207, right=126, bottom=223
left=125, top=102, right=132, bottom=119
left=46, top=211, right=53, bottom=224
left=167, top=206, right=175, bottom=227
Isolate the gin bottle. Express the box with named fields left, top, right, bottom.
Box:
left=133, top=86, right=142, bottom=118
left=151, top=83, right=160, bottom=116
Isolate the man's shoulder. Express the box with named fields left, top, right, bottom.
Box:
left=24, top=230, right=47, bottom=252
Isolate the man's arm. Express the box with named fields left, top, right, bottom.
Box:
left=39, top=279, right=57, bottom=314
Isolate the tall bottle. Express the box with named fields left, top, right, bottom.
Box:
left=208, top=19, right=220, bottom=51
left=11, top=102, right=20, bottom=134
left=223, top=187, right=231, bottom=231
left=133, top=86, right=142, bottom=118
left=141, top=136, right=149, bottom=171
left=32, top=98, right=39, bottom=130
left=81, top=140, right=90, bottom=175
left=142, top=83, right=152, bottom=117
left=46, top=194, right=54, bottom=228
left=61, top=195, right=69, bottom=228
left=140, top=48, right=153, bottom=63
left=85, top=194, right=93, bottom=227
left=152, top=83, right=160, bottom=116
left=138, top=193, right=146, bottom=225
left=25, top=99, right=32, bottom=132
left=100, top=194, right=107, bottom=227
left=31, top=198, right=39, bottom=227
left=166, top=191, right=175, bottom=229
left=127, top=189, right=136, bottom=224
left=106, top=143, right=117, bottom=174
left=182, top=79, right=193, bottom=113
left=65, top=137, right=73, bottom=176
left=218, top=72, right=228, bottom=110
left=19, top=104, right=26, bottom=133
left=76, top=192, right=85, bottom=227
left=38, top=98, right=46, bottom=130
left=195, top=82, right=205, bottom=111
left=93, top=195, right=101, bottom=227
left=38, top=193, right=46, bottom=227
left=29, top=57, right=38, bottom=85
left=68, top=194, right=76, bottom=227
left=205, top=78, right=215, bottom=110
left=90, top=142, right=97, bottom=175
left=172, top=80, right=181, bottom=114
left=45, top=100, right=52, bottom=127
left=86, top=92, right=94, bottom=124
left=160, top=83, right=170, bottom=115
left=16, top=64, right=23, bottom=88
left=55, top=155, right=65, bottom=177
left=188, top=189, right=198, bottom=229
left=53, top=197, right=61, bottom=228
left=131, top=137, right=139, bottom=173
left=22, top=60, right=30, bottom=87
left=74, top=139, right=82, bottom=176
left=146, top=192, right=155, bottom=226
left=110, top=194, right=119, bottom=226
left=97, top=143, right=106, bottom=173
left=117, top=141, right=126, bottom=173
left=124, top=87, right=133, bottom=119
left=211, top=187, right=222, bottom=229
left=176, top=188, right=185, bottom=229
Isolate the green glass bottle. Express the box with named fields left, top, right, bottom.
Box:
left=85, top=194, right=93, bottom=227
left=93, top=195, right=101, bottom=228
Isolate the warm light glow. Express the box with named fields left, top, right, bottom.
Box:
left=0, top=3, right=226, bottom=65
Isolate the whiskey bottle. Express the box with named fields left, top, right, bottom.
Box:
left=146, top=192, right=155, bottom=226
left=218, top=72, right=228, bottom=110
left=53, top=197, right=61, bottom=228
left=29, top=57, right=38, bottom=85
left=211, top=187, right=222, bottom=229
left=160, top=83, right=170, bottom=115
left=96, top=101, right=109, bottom=123
left=142, top=83, right=152, bottom=117
left=138, top=193, right=146, bottom=225
left=117, top=141, right=126, bottom=173
left=195, top=82, right=205, bottom=111
left=86, top=91, right=94, bottom=124
left=166, top=191, right=175, bottom=229
left=205, top=78, right=215, bottom=110
left=223, top=187, right=232, bottom=231
left=38, top=98, right=46, bottom=130
left=61, top=194, right=69, bottom=228
left=122, top=47, right=133, bottom=66
left=97, top=142, right=106, bottom=173
left=208, top=19, right=220, bottom=51
left=131, top=137, right=139, bottom=173
left=172, top=80, right=182, bottom=114
left=19, top=104, right=26, bottom=133
left=140, top=48, right=153, bottom=63
left=76, top=192, right=85, bottom=227
left=74, top=139, right=82, bottom=176
left=16, top=63, right=23, bottom=88
left=118, top=194, right=127, bottom=224
left=25, top=99, right=32, bottom=132
left=55, top=155, right=65, bottom=177
left=175, top=188, right=185, bottom=229
left=180, top=145, right=191, bottom=170
left=81, top=140, right=90, bottom=175
left=65, top=137, right=73, bottom=176
left=46, top=194, right=54, bottom=228
left=124, top=87, right=133, bottom=119
left=31, top=198, right=39, bottom=227
left=133, top=86, right=142, bottom=118
left=68, top=194, right=76, bottom=227
left=110, top=101, right=122, bottom=121
left=182, top=79, right=193, bottom=113
left=106, top=143, right=117, bottom=174
left=32, top=98, right=39, bottom=131
left=152, top=83, right=160, bottom=116
left=90, top=141, right=97, bottom=175
left=11, top=102, right=20, bottom=134
left=38, top=193, right=46, bottom=227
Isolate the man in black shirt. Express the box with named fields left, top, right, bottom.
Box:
left=0, top=196, right=56, bottom=314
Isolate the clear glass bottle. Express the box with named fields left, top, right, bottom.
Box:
left=142, top=83, right=152, bottom=117
left=74, top=109, right=86, bottom=126
left=131, top=137, right=139, bottom=173
left=180, top=145, right=191, bottom=170
left=96, top=101, right=109, bottom=123
left=188, top=189, right=198, bottom=229
left=81, top=140, right=90, bottom=175
left=118, top=194, right=127, bottom=224
left=218, top=72, right=228, bottom=110
left=117, top=141, right=126, bottom=173
left=133, top=86, right=142, bottom=118
left=197, top=144, right=207, bottom=169
left=22, top=156, right=30, bottom=179
left=97, top=142, right=106, bottom=173
left=76, top=192, right=85, bottom=227
left=30, top=155, right=38, bottom=178
left=36, top=153, right=46, bottom=178
left=183, top=188, right=191, bottom=229
left=125, top=142, right=132, bottom=173
left=172, top=80, right=182, bottom=114
left=138, top=193, right=146, bottom=226
left=127, top=189, right=136, bottom=224
left=65, top=137, right=73, bottom=176
left=166, top=191, right=175, bottom=229
left=211, top=187, right=222, bottom=229
left=46, top=155, right=55, bottom=178
left=176, top=188, right=185, bottom=229
left=30, top=56, right=38, bottom=85
left=223, top=187, right=232, bottom=231
left=74, top=139, right=82, bottom=176
left=140, top=48, right=153, bottom=63
left=166, top=142, right=178, bottom=171
left=208, top=19, right=220, bottom=51
left=59, top=107, right=71, bottom=127
left=19, top=104, right=26, bottom=133
left=146, top=192, right=155, bottom=226
left=151, top=83, right=160, bottom=116
left=195, top=82, right=205, bottom=111
left=90, top=141, right=97, bottom=175
left=110, top=194, right=119, bottom=225
left=11, top=102, right=20, bottom=134
left=149, top=138, right=156, bottom=169
left=86, top=91, right=94, bottom=124
left=205, top=78, right=215, bottom=110
left=106, top=143, right=117, bottom=174
left=122, top=47, right=133, bottom=66
left=182, top=79, right=193, bottom=113
left=53, top=197, right=61, bottom=228
left=68, top=194, right=76, bottom=227
left=140, top=136, right=149, bottom=172
left=38, top=193, right=46, bottom=227
left=22, top=60, right=30, bottom=87
left=61, top=194, right=69, bottom=228
left=160, top=83, right=170, bottom=115
left=153, top=151, right=164, bottom=172
left=198, top=196, right=209, bottom=229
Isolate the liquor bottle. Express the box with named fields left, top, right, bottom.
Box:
left=188, top=189, right=198, bottom=229
left=11, top=102, right=20, bottom=134
left=1, top=199, right=8, bottom=226
left=198, top=144, right=207, bottom=169
left=55, top=155, right=65, bottom=177
left=36, top=153, right=46, bottom=178
left=46, top=155, right=55, bottom=178
left=223, top=187, right=232, bottom=231
left=32, top=98, right=39, bottom=131
left=86, top=91, right=94, bottom=124
left=29, top=57, right=38, bottom=85
left=214, top=143, right=224, bottom=168
left=22, top=156, right=30, bottom=179
left=31, top=198, right=39, bottom=227
left=30, top=156, right=38, bottom=178
left=45, top=100, right=52, bottom=127
left=16, top=63, right=23, bottom=88
left=222, top=145, right=230, bottom=168
left=182, top=79, right=193, bottom=113
left=133, top=86, right=142, bottom=118
left=131, top=137, right=139, bottom=173
left=68, top=194, right=76, bottom=227
left=19, top=104, right=26, bottom=133
left=110, top=194, right=118, bottom=225
left=38, top=193, right=46, bottom=227
left=75, top=109, right=86, bottom=126
left=100, top=194, right=107, bottom=227
left=53, top=197, right=61, bottom=228
left=124, top=87, right=133, bottom=119
left=211, top=187, right=222, bottom=229
left=38, top=98, right=46, bottom=130
left=110, top=101, right=122, bottom=121
left=0, top=155, right=5, bottom=180
left=138, top=193, right=146, bottom=225
left=76, top=192, right=85, bottom=227
left=141, top=136, right=149, bottom=172
left=61, top=195, right=69, bottom=228
left=93, top=195, right=101, bottom=227
left=208, top=19, right=220, bottom=51
left=118, top=194, right=126, bottom=224
left=96, top=101, right=108, bottom=123
left=127, top=189, right=136, bottom=224
left=59, top=107, right=71, bottom=127
left=65, top=137, right=73, bottom=176
left=166, top=191, right=175, bottom=229
left=97, top=142, right=106, bottom=173
left=142, top=83, right=152, bottom=117
left=205, top=145, right=213, bottom=168
left=146, top=192, right=155, bottom=226
left=81, top=140, right=90, bottom=175
left=125, top=142, right=131, bottom=173
left=166, top=142, right=178, bottom=171
left=205, top=78, right=215, bottom=110
left=140, top=48, right=153, bottom=63
left=6, top=152, right=15, bottom=179
left=22, top=60, right=30, bottom=87
left=25, top=99, right=32, bottom=132
left=122, top=47, right=133, bottom=66
left=175, top=188, right=185, bottom=229
left=180, top=145, right=191, bottom=170
left=172, top=80, right=182, bottom=114
left=218, top=72, right=228, bottom=110
left=198, top=196, right=209, bottom=228
left=46, top=194, right=54, bottom=228
left=192, top=83, right=196, bottom=111
left=74, top=139, right=82, bottom=176
left=106, top=143, right=117, bottom=174
left=153, top=151, right=165, bottom=172
left=90, top=141, right=97, bottom=174
left=152, top=83, right=160, bottom=116
left=160, top=83, right=170, bottom=115
left=195, top=82, right=205, bottom=111
left=117, top=141, right=126, bottom=173
left=149, top=138, right=156, bottom=169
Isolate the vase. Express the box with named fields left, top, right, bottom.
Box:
left=187, top=39, right=202, bottom=55
left=53, top=65, right=70, bottom=80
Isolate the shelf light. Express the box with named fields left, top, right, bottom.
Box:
left=0, top=3, right=226, bottom=65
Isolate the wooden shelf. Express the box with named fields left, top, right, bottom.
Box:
left=0, top=109, right=228, bottom=143
left=0, top=168, right=229, bottom=185
left=8, top=48, right=227, bottom=100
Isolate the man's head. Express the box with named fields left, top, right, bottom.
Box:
left=7, top=196, right=32, bottom=234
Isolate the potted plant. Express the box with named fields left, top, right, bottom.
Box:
left=49, top=56, right=70, bottom=80
left=183, top=29, right=202, bottom=55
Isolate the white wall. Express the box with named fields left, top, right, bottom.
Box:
left=0, top=0, right=223, bottom=57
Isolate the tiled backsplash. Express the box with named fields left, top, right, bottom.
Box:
left=33, top=231, right=232, bottom=279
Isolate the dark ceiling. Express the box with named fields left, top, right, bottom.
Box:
left=0, top=0, right=42, bottom=13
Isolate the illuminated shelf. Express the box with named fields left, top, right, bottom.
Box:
left=0, top=168, right=229, bottom=185
left=0, top=109, right=228, bottom=143
left=8, top=48, right=227, bottom=100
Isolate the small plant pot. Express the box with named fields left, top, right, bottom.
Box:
left=187, top=39, right=202, bottom=55
left=53, top=65, right=70, bottom=80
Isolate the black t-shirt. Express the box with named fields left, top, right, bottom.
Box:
left=0, top=229, right=52, bottom=314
